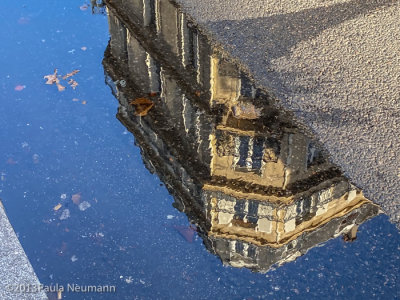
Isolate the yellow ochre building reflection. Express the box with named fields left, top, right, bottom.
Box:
left=102, top=0, right=380, bottom=272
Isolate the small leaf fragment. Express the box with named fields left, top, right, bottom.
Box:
left=44, top=69, right=58, bottom=85
left=14, top=85, right=26, bottom=91
left=62, top=70, right=80, bottom=80
left=129, top=97, right=154, bottom=116
left=53, top=203, right=62, bottom=211
left=68, top=79, right=78, bottom=89
left=56, top=83, right=66, bottom=92
left=71, top=193, right=81, bottom=205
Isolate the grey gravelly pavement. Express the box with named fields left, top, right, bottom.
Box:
left=0, top=200, right=47, bottom=300
left=175, top=0, right=400, bottom=226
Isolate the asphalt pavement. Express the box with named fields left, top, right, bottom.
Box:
left=0, top=200, right=47, bottom=299
left=175, top=0, right=400, bottom=227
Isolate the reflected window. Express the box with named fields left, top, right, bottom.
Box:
left=251, top=137, right=264, bottom=170
left=187, top=23, right=199, bottom=69
left=235, top=241, right=244, bottom=255
left=147, top=0, right=157, bottom=29
left=247, top=244, right=256, bottom=258
left=295, top=196, right=316, bottom=225
left=234, top=199, right=246, bottom=221
left=233, top=136, right=266, bottom=172
left=237, top=136, right=250, bottom=168
left=247, top=200, right=259, bottom=224
left=263, top=137, right=280, bottom=162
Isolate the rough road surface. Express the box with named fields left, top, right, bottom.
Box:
left=175, top=0, right=400, bottom=226
left=0, top=200, right=47, bottom=299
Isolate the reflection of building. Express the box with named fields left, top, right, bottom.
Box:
left=103, top=2, right=381, bottom=273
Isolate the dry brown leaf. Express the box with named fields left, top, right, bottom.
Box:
left=44, top=69, right=58, bottom=85
left=62, top=69, right=80, bottom=80
left=68, top=79, right=78, bottom=89
left=53, top=203, right=62, bottom=211
left=129, top=97, right=154, bottom=116
left=71, top=193, right=81, bottom=205
left=149, top=92, right=158, bottom=97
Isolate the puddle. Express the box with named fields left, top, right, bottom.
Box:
left=103, top=2, right=382, bottom=273
left=0, top=0, right=399, bottom=299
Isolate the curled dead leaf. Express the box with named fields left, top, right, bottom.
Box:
left=129, top=97, right=154, bottom=116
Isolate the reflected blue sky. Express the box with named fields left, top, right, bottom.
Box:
left=0, top=1, right=399, bottom=299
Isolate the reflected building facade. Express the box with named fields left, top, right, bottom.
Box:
left=103, top=0, right=380, bottom=272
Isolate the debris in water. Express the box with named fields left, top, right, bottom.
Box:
left=56, top=82, right=66, bottom=92
left=59, top=209, right=70, bottom=220
left=71, top=255, right=78, bottom=262
left=130, top=98, right=154, bottom=116
left=62, top=70, right=80, bottom=80
left=68, top=79, right=78, bottom=89
left=6, top=158, right=17, bottom=165
left=14, top=85, right=26, bottom=91
left=71, top=193, right=81, bottom=205
left=44, top=69, right=79, bottom=91
left=32, top=153, right=40, bottom=164
left=53, top=203, right=62, bottom=211
left=125, top=276, right=133, bottom=284
left=173, top=225, right=196, bottom=243
left=78, top=201, right=91, bottom=211
left=44, top=69, right=58, bottom=85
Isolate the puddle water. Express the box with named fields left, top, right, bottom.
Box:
left=0, top=0, right=399, bottom=299
left=104, top=1, right=382, bottom=272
